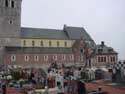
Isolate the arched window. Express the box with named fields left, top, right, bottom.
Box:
left=23, top=40, right=26, bottom=46
left=41, top=41, right=43, bottom=46
left=32, top=41, right=35, bottom=46
left=53, top=55, right=57, bottom=61
left=49, top=41, right=51, bottom=47
left=11, top=55, right=16, bottom=62
left=11, top=0, right=15, bottom=8
left=34, top=56, right=39, bottom=62
left=5, top=0, right=8, bottom=7
left=62, top=55, right=66, bottom=60
left=57, top=41, right=59, bottom=47
left=24, top=55, right=29, bottom=62
left=44, top=55, right=48, bottom=61
left=64, top=41, right=67, bottom=47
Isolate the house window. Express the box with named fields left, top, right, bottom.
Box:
left=24, top=55, right=29, bottom=62
left=44, top=55, right=48, bottom=61
left=62, top=55, right=66, bottom=60
left=98, top=57, right=101, bottom=63
left=11, top=55, right=16, bottom=62
left=11, top=0, right=15, bottom=8
left=5, top=0, right=8, bottom=7
left=98, top=49, right=103, bottom=53
left=64, top=41, right=67, bottom=47
left=41, top=41, right=43, bottom=46
left=104, top=57, right=106, bottom=62
left=57, top=41, right=59, bottom=47
left=34, top=56, right=39, bottom=62
left=49, top=41, right=51, bottom=47
left=113, top=56, right=115, bottom=62
left=111, top=57, right=113, bottom=62
left=101, top=57, right=103, bottom=62
left=53, top=55, right=57, bottom=61
left=23, top=40, right=26, bottom=46
left=32, top=41, right=35, bottom=46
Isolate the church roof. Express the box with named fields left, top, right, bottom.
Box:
left=5, top=47, right=73, bottom=54
left=21, top=25, right=93, bottom=41
left=21, top=27, right=68, bottom=39
left=64, top=25, right=93, bottom=40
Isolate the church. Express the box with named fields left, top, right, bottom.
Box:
left=0, top=0, right=118, bottom=68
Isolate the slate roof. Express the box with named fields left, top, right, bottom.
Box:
left=5, top=47, right=73, bottom=54
left=21, top=27, right=69, bottom=39
left=21, top=25, right=93, bottom=41
left=64, top=26, right=93, bottom=40
left=95, top=44, right=117, bottom=55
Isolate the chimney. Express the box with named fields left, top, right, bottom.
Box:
left=101, top=41, right=105, bottom=46
left=64, top=24, right=67, bottom=28
left=63, top=24, right=67, bottom=31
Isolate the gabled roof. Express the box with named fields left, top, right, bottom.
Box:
left=21, top=27, right=69, bottom=39
left=21, top=25, right=94, bottom=41
left=64, top=25, right=93, bottom=40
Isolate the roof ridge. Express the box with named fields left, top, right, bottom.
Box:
left=21, top=27, right=62, bottom=31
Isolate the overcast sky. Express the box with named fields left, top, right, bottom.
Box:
left=21, top=0, right=125, bottom=60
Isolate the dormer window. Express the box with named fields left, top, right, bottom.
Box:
left=98, top=49, right=103, bottom=53
left=108, top=49, right=113, bottom=52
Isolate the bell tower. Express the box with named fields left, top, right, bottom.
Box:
left=0, top=0, right=22, bottom=46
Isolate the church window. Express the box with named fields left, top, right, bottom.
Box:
left=53, top=55, right=57, bottom=61
left=34, top=55, right=39, bottom=62
left=5, top=0, right=8, bottom=7
left=44, top=55, right=48, bottom=61
left=49, top=41, right=51, bottom=47
left=24, top=55, right=29, bottom=62
left=57, top=41, right=59, bottom=47
left=41, top=41, right=43, bottom=46
left=32, top=41, right=35, bottom=46
left=62, top=55, right=66, bottom=60
left=64, top=41, right=67, bottom=47
left=11, top=55, right=16, bottom=62
left=23, top=40, right=26, bottom=46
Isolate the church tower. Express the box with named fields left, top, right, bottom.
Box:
left=0, top=0, right=22, bottom=46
